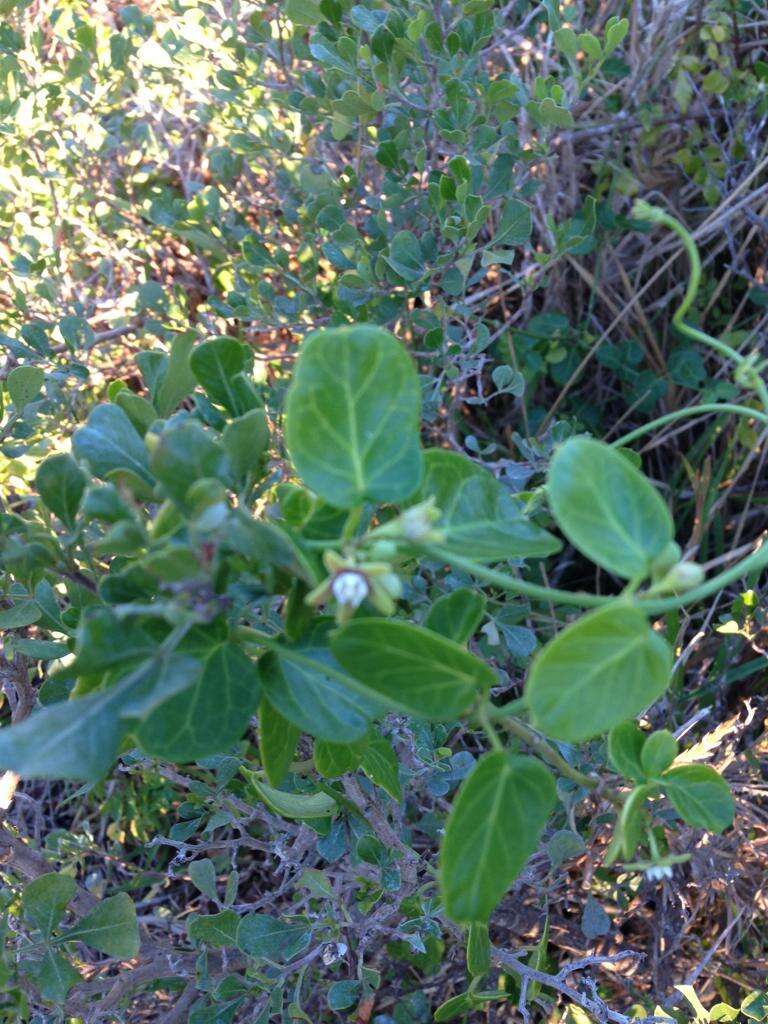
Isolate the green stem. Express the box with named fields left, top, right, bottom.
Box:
left=631, top=202, right=768, bottom=412
left=611, top=403, right=768, bottom=449
left=501, top=715, right=622, bottom=806
left=422, top=545, right=611, bottom=609
left=421, top=539, right=768, bottom=616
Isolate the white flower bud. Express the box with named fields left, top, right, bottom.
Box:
left=331, top=570, right=369, bottom=609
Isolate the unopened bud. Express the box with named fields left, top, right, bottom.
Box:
left=657, top=561, right=705, bottom=593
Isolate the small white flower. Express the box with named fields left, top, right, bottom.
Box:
left=331, top=570, right=370, bottom=609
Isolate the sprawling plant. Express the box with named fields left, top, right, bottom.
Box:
left=1, top=205, right=765, bottom=1017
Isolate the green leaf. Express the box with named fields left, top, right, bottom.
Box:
left=62, top=893, right=139, bottom=957
left=30, top=949, right=81, bottom=1003
left=702, top=69, right=729, bottom=94
left=72, top=404, right=153, bottom=486
left=554, top=26, right=579, bottom=57
left=361, top=735, right=401, bottom=801
left=149, top=419, right=228, bottom=504
left=662, top=765, right=734, bottom=832
left=314, top=739, right=366, bottom=778
left=640, top=730, right=678, bottom=777
left=22, top=874, right=76, bottom=938
left=741, top=992, right=768, bottom=1022
left=75, top=608, right=156, bottom=676
left=494, top=199, right=532, bottom=245
left=328, top=980, right=361, bottom=1011
left=286, top=0, right=322, bottom=25
left=285, top=325, right=422, bottom=509
left=243, top=771, right=337, bottom=819
left=136, top=643, right=261, bottom=761
left=607, top=721, right=646, bottom=781
left=223, top=408, right=269, bottom=479
left=259, top=645, right=382, bottom=741
left=0, top=603, right=41, bottom=629
left=188, top=859, right=218, bottom=901
left=434, top=993, right=475, bottom=1022
left=424, top=587, right=486, bottom=644
left=331, top=619, right=494, bottom=720
left=440, top=752, right=556, bottom=922
left=547, top=437, right=674, bottom=579
left=35, top=454, right=87, bottom=528
left=415, top=449, right=560, bottom=562
left=190, top=336, right=258, bottom=416
left=259, top=699, right=299, bottom=787
left=385, top=230, right=424, bottom=282
left=7, top=365, right=44, bottom=408
left=604, top=16, right=628, bottom=53
left=618, top=784, right=651, bottom=860
left=466, top=921, right=490, bottom=977
left=236, top=914, right=312, bottom=961
left=0, top=685, right=131, bottom=782
left=154, top=333, right=196, bottom=417
left=526, top=604, right=672, bottom=742
left=188, top=909, right=239, bottom=948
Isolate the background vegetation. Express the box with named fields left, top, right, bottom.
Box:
left=1, top=0, right=767, bottom=1021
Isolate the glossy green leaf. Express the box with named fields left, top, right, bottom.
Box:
left=662, top=765, right=734, bottom=832
left=424, top=587, right=486, bottom=644
left=285, top=325, right=422, bottom=509
left=640, top=730, right=678, bottom=777
left=547, top=437, right=673, bottom=579
left=440, top=752, right=556, bottom=922
left=332, top=619, right=494, bottom=720
left=526, top=604, right=672, bottom=742
left=62, top=892, right=139, bottom=958
left=258, top=645, right=382, bottom=742
left=22, top=874, right=76, bottom=938
left=7, top=365, right=44, bottom=408
left=72, top=404, right=153, bottom=486
left=416, top=449, right=560, bottom=562
left=35, top=454, right=86, bottom=528
left=136, top=643, right=261, bottom=761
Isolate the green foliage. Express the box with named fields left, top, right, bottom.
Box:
left=0, top=0, right=761, bottom=1017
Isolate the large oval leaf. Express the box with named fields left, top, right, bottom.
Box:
left=525, top=604, right=672, bottom=742
left=285, top=325, right=422, bottom=509
left=547, top=437, right=673, bottom=579
left=440, top=752, right=555, bottom=922
left=662, top=764, right=734, bottom=832
left=135, top=643, right=261, bottom=760
left=258, top=645, right=383, bottom=741
left=416, top=449, right=560, bottom=562
left=331, top=619, right=493, bottom=720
